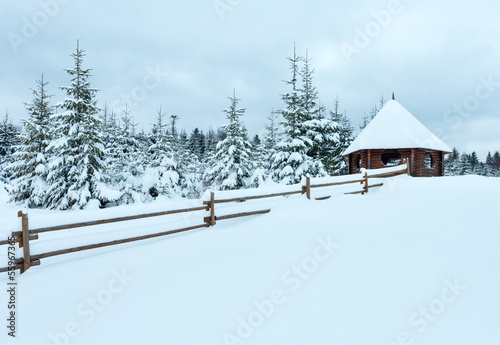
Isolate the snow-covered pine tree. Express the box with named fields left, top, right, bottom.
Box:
left=281, top=44, right=302, bottom=141
left=368, top=94, right=385, bottom=120
left=0, top=110, right=20, bottom=183
left=178, top=135, right=206, bottom=199
left=251, top=135, right=264, bottom=167
left=45, top=42, right=107, bottom=209
left=493, top=151, right=500, bottom=176
left=458, top=153, right=472, bottom=175
left=484, top=151, right=495, bottom=176
left=103, top=108, right=131, bottom=187
left=369, top=105, right=378, bottom=120
left=325, top=96, right=354, bottom=175
left=146, top=106, right=179, bottom=197
left=360, top=94, right=385, bottom=130
left=299, top=50, right=339, bottom=163
left=359, top=113, right=369, bottom=131
left=247, top=134, right=270, bottom=188
left=8, top=75, right=53, bottom=206
left=205, top=128, right=218, bottom=155
left=262, top=109, right=280, bottom=168
left=204, top=90, right=253, bottom=190
left=469, top=151, right=479, bottom=173
left=119, top=104, right=143, bottom=176
left=188, top=128, right=206, bottom=161
left=172, top=120, right=206, bottom=198
left=301, top=98, right=339, bottom=172
left=102, top=105, right=145, bottom=204
left=270, top=45, right=325, bottom=184
left=444, top=147, right=460, bottom=176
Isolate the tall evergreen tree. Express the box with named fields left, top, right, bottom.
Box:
left=0, top=111, right=20, bottom=182
left=279, top=44, right=303, bottom=140
left=484, top=151, right=495, bottom=176
left=146, top=106, right=179, bottom=197
left=458, top=153, right=472, bottom=175
left=188, top=128, right=206, bottom=160
left=8, top=76, right=52, bottom=205
left=326, top=96, right=354, bottom=175
left=270, top=46, right=325, bottom=184
left=493, top=151, right=500, bottom=170
left=45, top=42, right=106, bottom=209
left=262, top=109, right=280, bottom=174
left=0, top=111, right=19, bottom=157
left=204, top=90, right=253, bottom=190
left=299, top=51, right=338, bottom=165
left=469, top=151, right=479, bottom=173
left=444, top=147, right=461, bottom=176
left=205, top=128, right=218, bottom=155
left=359, top=113, right=369, bottom=131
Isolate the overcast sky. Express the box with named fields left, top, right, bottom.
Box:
left=1, top=0, right=499, bottom=159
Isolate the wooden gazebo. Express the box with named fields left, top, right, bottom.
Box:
left=344, top=98, right=451, bottom=177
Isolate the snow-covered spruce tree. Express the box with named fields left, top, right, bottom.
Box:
left=359, top=113, right=370, bottom=131
left=262, top=109, right=280, bottom=169
left=102, top=105, right=145, bottom=204
left=469, top=151, right=479, bottom=173
left=247, top=134, right=270, bottom=188
left=270, top=45, right=325, bottom=184
left=118, top=105, right=143, bottom=177
left=458, top=153, right=472, bottom=175
left=100, top=107, right=119, bottom=183
left=325, top=96, right=354, bottom=175
left=0, top=111, right=20, bottom=183
left=492, top=151, right=500, bottom=176
left=298, top=54, right=339, bottom=168
left=146, top=106, right=180, bottom=197
left=45, top=42, right=107, bottom=209
left=484, top=151, right=495, bottom=176
left=173, top=121, right=206, bottom=198
left=188, top=128, right=206, bottom=161
left=444, top=148, right=460, bottom=176
left=178, top=137, right=207, bottom=198
left=205, top=128, right=218, bottom=157
left=204, top=90, right=253, bottom=190
left=8, top=75, right=53, bottom=206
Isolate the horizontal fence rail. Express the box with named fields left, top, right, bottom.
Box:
left=0, top=165, right=408, bottom=275
left=12, top=205, right=209, bottom=236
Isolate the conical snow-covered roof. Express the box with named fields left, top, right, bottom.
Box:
left=344, top=100, right=451, bottom=155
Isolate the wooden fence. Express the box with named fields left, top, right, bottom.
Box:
left=0, top=165, right=408, bottom=275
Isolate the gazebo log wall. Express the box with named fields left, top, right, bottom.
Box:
left=347, top=148, right=445, bottom=177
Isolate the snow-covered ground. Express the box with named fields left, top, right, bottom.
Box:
left=0, top=175, right=499, bottom=345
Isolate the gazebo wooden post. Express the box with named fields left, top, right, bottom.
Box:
left=410, top=148, right=415, bottom=177
left=441, top=152, right=446, bottom=176
left=367, top=149, right=371, bottom=169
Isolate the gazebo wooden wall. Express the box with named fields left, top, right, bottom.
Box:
left=346, top=148, right=446, bottom=177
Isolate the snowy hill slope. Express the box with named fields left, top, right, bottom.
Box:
left=1, top=175, right=499, bottom=345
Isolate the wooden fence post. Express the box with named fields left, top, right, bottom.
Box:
left=17, top=211, right=31, bottom=274
left=306, top=176, right=311, bottom=200
left=210, top=192, right=216, bottom=226
left=364, top=172, right=369, bottom=194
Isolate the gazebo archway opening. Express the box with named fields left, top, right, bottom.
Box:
left=381, top=149, right=401, bottom=166
left=424, top=152, right=433, bottom=168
